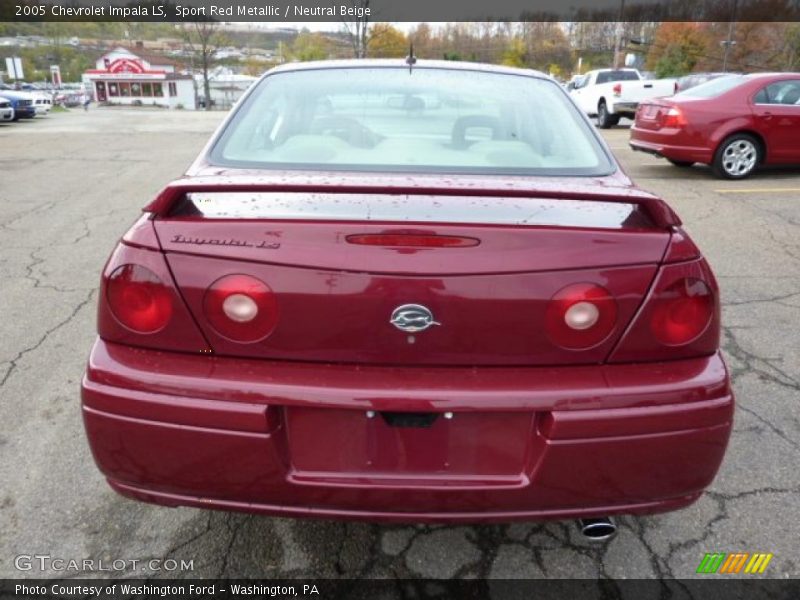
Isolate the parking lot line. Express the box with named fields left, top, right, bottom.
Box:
left=714, top=187, right=800, bottom=194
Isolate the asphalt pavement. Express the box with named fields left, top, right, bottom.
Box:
left=0, top=110, right=798, bottom=581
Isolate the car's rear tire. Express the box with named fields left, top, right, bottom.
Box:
left=596, top=102, right=620, bottom=129
left=712, top=134, right=760, bottom=179
left=667, top=159, right=695, bottom=168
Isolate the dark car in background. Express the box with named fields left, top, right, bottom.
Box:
left=630, top=73, right=800, bottom=178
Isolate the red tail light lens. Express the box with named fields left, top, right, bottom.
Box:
left=650, top=278, right=713, bottom=345
left=661, top=107, right=686, bottom=128
left=106, top=264, right=173, bottom=333
left=203, top=274, right=279, bottom=342
left=546, top=283, right=618, bottom=349
left=608, top=259, right=720, bottom=363
left=612, top=83, right=622, bottom=97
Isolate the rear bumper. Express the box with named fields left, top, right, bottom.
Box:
left=612, top=101, right=638, bottom=116
left=82, top=339, right=734, bottom=523
left=630, top=127, right=713, bottom=163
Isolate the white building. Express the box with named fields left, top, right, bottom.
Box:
left=83, top=46, right=196, bottom=110
left=196, top=67, right=257, bottom=109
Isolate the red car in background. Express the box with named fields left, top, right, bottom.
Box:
left=631, top=73, right=800, bottom=178
left=81, top=61, right=733, bottom=539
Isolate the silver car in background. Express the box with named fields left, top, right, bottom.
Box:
left=0, top=96, right=14, bottom=122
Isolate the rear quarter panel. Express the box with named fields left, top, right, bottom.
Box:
left=707, top=115, right=760, bottom=156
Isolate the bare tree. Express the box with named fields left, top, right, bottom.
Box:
left=339, top=0, right=370, bottom=58
left=183, top=22, right=225, bottom=110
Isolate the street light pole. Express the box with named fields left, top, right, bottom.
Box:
left=722, top=0, right=738, bottom=72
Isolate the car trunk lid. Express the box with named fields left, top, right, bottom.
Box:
left=153, top=187, right=671, bottom=367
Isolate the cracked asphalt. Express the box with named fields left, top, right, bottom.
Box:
left=1, top=110, right=798, bottom=581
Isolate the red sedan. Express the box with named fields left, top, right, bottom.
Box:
left=631, top=72, right=800, bottom=178
left=81, top=60, right=732, bottom=538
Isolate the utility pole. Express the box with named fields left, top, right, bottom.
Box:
left=613, top=0, right=627, bottom=69
left=721, top=0, right=738, bottom=72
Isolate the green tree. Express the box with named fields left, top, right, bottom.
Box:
left=654, top=45, right=693, bottom=78
left=290, top=31, right=330, bottom=62
left=501, top=38, right=527, bottom=68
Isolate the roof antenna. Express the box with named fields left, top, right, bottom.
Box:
left=405, top=43, right=416, bottom=74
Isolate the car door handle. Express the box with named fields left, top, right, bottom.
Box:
left=762, top=111, right=773, bottom=120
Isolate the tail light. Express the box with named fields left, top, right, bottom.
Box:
left=612, top=83, right=622, bottom=97
left=609, top=258, right=720, bottom=363
left=203, top=274, right=279, bottom=342
left=661, top=106, right=686, bottom=128
left=106, top=265, right=172, bottom=333
left=546, top=283, right=618, bottom=350
left=98, top=240, right=210, bottom=353
left=650, top=279, right=714, bottom=345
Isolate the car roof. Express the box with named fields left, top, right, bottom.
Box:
left=587, top=68, right=638, bottom=73
left=743, top=72, right=800, bottom=80
left=266, top=58, right=550, bottom=81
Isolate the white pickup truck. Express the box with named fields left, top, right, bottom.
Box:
left=569, top=69, right=676, bottom=128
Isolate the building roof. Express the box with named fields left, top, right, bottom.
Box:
left=102, top=45, right=183, bottom=68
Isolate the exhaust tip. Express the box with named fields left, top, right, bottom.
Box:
left=577, top=517, right=617, bottom=542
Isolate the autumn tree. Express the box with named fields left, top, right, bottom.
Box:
left=715, top=22, right=797, bottom=72
left=645, top=22, right=711, bottom=77
left=783, top=24, right=800, bottom=70
left=518, top=22, right=573, bottom=74
left=408, top=23, right=434, bottom=58
left=367, top=23, right=407, bottom=58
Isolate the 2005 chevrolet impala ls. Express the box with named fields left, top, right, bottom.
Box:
left=81, top=60, right=733, bottom=540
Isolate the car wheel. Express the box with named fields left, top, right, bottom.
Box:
left=667, top=159, right=695, bottom=168
left=712, top=134, right=760, bottom=179
left=596, top=102, right=619, bottom=129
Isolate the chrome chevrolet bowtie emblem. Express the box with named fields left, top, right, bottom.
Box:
left=390, top=304, right=441, bottom=333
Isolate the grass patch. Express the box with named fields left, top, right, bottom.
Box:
left=50, top=105, right=69, bottom=113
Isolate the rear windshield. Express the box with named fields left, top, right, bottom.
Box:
left=209, top=66, right=614, bottom=176
left=675, top=75, right=744, bottom=98
left=596, top=70, right=640, bottom=84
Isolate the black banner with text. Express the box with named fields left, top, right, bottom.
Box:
left=3, top=579, right=800, bottom=600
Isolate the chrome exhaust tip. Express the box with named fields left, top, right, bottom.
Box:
left=577, top=517, right=617, bottom=542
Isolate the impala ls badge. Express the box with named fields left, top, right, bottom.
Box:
left=390, top=304, right=441, bottom=333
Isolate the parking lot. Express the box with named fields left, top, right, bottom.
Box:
left=1, top=109, right=798, bottom=580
